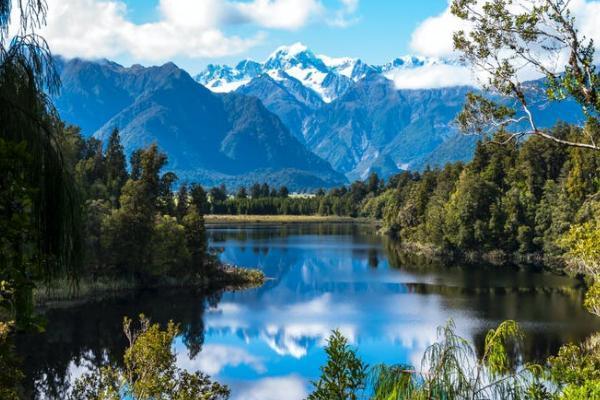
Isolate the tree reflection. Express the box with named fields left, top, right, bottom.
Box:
left=16, top=289, right=220, bottom=399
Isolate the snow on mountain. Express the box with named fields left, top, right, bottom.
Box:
left=195, top=42, right=453, bottom=102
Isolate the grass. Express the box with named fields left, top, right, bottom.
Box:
left=204, top=214, right=372, bottom=224
left=212, top=265, right=266, bottom=289
left=35, top=265, right=266, bottom=307
left=35, top=277, right=139, bottom=306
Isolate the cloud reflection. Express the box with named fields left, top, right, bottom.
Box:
left=231, top=375, right=308, bottom=400
left=176, top=343, right=265, bottom=375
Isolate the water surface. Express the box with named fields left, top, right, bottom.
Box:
left=19, top=223, right=600, bottom=399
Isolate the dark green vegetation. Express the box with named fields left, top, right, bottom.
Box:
left=378, top=125, right=599, bottom=267
left=203, top=174, right=382, bottom=216
left=308, top=330, right=368, bottom=400
left=69, top=315, right=229, bottom=400
left=58, top=126, right=227, bottom=290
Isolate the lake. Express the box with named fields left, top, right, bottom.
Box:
left=18, top=222, right=600, bottom=399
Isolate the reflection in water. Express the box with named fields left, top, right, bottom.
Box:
left=18, top=223, right=600, bottom=400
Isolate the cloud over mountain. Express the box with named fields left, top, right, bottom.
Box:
left=40, top=0, right=359, bottom=62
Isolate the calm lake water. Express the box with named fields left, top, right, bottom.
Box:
left=18, top=223, right=600, bottom=399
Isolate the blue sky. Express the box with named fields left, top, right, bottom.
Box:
left=37, top=0, right=600, bottom=75
left=153, top=1, right=449, bottom=69
left=41, top=0, right=451, bottom=74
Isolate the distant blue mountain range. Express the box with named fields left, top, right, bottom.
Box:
left=53, top=57, right=346, bottom=190
left=52, top=44, right=584, bottom=189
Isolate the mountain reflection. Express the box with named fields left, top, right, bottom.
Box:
left=18, top=223, right=600, bottom=400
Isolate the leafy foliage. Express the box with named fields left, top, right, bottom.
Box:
left=323, top=321, right=555, bottom=400
left=70, top=315, right=230, bottom=400
left=308, top=329, right=367, bottom=400
left=451, top=0, right=600, bottom=150
left=60, top=129, right=216, bottom=287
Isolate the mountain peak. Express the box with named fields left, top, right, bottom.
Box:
left=268, top=42, right=309, bottom=59
left=195, top=44, right=456, bottom=102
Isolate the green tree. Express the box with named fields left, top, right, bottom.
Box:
left=149, top=215, right=190, bottom=279
left=236, top=186, right=248, bottom=199
left=452, top=0, right=600, bottom=150
left=182, top=206, right=208, bottom=274
left=175, top=184, right=190, bottom=221
left=308, top=330, right=367, bottom=400
left=190, top=184, right=209, bottom=215
left=104, top=128, right=128, bottom=206
left=278, top=186, right=289, bottom=198
left=130, top=149, right=143, bottom=180
left=260, top=183, right=270, bottom=198
left=70, top=315, right=229, bottom=400
left=210, top=185, right=227, bottom=203
left=250, top=183, right=262, bottom=199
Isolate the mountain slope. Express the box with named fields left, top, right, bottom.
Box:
left=54, top=58, right=346, bottom=190
left=236, top=72, right=323, bottom=141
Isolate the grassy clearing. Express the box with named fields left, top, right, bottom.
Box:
left=204, top=214, right=371, bottom=224
left=35, top=265, right=266, bottom=307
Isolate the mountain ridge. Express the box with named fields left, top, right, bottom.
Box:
left=53, top=57, right=347, bottom=190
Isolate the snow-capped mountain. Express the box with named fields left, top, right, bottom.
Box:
left=195, top=43, right=452, bottom=103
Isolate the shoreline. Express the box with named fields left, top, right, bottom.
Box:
left=388, top=239, right=570, bottom=274
left=204, top=214, right=375, bottom=224
left=35, top=265, right=265, bottom=309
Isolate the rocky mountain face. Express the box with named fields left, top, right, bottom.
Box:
left=53, top=44, right=584, bottom=189
left=197, top=44, right=583, bottom=181
left=53, top=57, right=347, bottom=190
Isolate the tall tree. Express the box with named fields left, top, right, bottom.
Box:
left=250, top=183, right=262, bottom=199
left=452, top=0, right=600, bottom=150
left=308, top=330, right=367, bottom=400
left=189, top=184, right=209, bottom=215
left=175, top=184, right=189, bottom=221
left=0, top=0, right=80, bottom=326
left=104, top=128, right=128, bottom=206
left=236, top=186, right=248, bottom=199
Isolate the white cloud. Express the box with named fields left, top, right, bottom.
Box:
left=410, top=0, right=600, bottom=59
left=40, top=0, right=358, bottom=62
left=233, top=375, right=308, bottom=400
left=42, top=0, right=263, bottom=61
left=236, top=0, right=324, bottom=29
left=410, top=3, right=465, bottom=58
left=328, top=0, right=360, bottom=27
left=407, top=0, right=600, bottom=88
left=386, top=64, right=476, bottom=89
left=177, top=343, right=266, bottom=376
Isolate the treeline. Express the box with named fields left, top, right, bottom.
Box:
left=199, top=123, right=600, bottom=270
left=202, top=173, right=385, bottom=216
left=377, top=124, right=600, bottom=266
left=59, top=126, right=216, bottom=286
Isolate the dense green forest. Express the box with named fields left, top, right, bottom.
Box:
left=203, top=173, right=384, bottom=217
left=56, top=126, right=228, bottom=287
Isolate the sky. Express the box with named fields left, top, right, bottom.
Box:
left=34, top=0, right=600, bottom=77
left=37, top=0, right=449, bottom=74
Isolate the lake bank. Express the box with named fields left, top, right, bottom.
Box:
left=205, top=214, right=375, bottom=224
left=34, top=264, right=265, bottom=309
left=386, top=239, right=570, bottom=274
